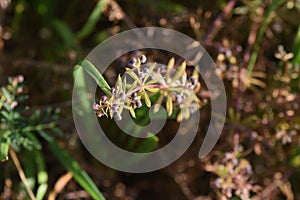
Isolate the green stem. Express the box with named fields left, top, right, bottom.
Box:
left=247, top=0, right=285, bottom=75
left=76, top=0, right=109, bottom=40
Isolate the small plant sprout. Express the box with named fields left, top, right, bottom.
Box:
left=93, top=55, right=203, bottom=121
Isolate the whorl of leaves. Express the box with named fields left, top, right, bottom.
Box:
left=93, top=55, right=203, bottom=122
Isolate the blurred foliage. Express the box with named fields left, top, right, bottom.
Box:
left=0, top=76, right=105, bottom=199
left=0, top=0, right=300, bottom=199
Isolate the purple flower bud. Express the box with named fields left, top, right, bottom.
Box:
left=93, top=103, right=100, bottom=110
left=132, top=92, right=137, bottom=97
left=101, top=95, right=108, bottom=102
left=189, top=77, right=197, bottom=86
left=10, top=101, right=18, bottom=109
left=131, top=92, right=139, bottom=101
left=17, top=75, right=24, bottom=83
left=111, top=88, right=118, bottom=96
left=127, top=57, right=137, bottom=68
left=119, top=92, right=126, bottom=99
left=111, top=103, right=119, bottom=112
left=176, top=94, right=184, bottom=104
left=133, top=96, right=139, bottom=101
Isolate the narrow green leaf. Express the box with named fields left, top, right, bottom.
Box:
left=40, top=108, right=52, bottom=123
left=52, top=127, right=63, bottom=137
left=52, top=19, right=76, bottom=48
left=117, top=74, right=122, bottom=88
left=145, top=77, right=163, bottom=85
left=127, top=70, right=141, bottom=83
left=127, top=80, right=138, bottom=94
left=128, top=107, right=136, bottom=118
left=135, top=133, right=159, bottom=153
left=37, top=130, right=52, bottom=143
left=76, top=0, right=109, bottom=40
left=167, top=57, right=175, bottom=82
left=24, top=151, right=36, bottom=190
left=30, top=110, right=41, bottom=122
left=154, top=95, right=164, bottom=113
left=292, top=25, right=300, bottom=64
left=247, top=0, right=285, bottom=75
left=144, top=87, right=160, bottom=93
left=143, top=93, right=151, bottom=107
left=80, top=60, right=111, bottom=95
left=172, top=61, right=186, bottom=82
left=0, top=136, right=10, bottom=162
left=1, top=87, right=12, bottom=101
left=48, top=141, right=105, bottom=200
left=34, top=150, right=48, bottom=200
left=177, top=111, right=183, bottom=122
left=142, top=63, right=156, bottom=84
left=0, top=110, right=10, bottom=120
left=166, top=94, right=173, bottom=116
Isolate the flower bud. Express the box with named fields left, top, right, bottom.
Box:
left=93, top=103, right=100, bottom=110
left=111, top=88, right=118, bottom=96
left=101, top=95, right=108, bottom=102
left=127, top=57, right=137, bottom=68
left=119, top=92, right=126, bottom=99
left=140, top=55, right=147, bottom=64
left=111, top=103, right=119, bottom=112
left=136, top=100, right=142, bottom=108
left=189, top=77, right=197, bottom=86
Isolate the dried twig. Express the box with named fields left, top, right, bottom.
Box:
left=109, top=0, right=137, bottom=29
left=9, top=148, right=37, bottom=200
left=202, top=0, right=237, bottom=44
left=48, top=172, right=73, bottom=200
